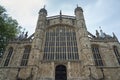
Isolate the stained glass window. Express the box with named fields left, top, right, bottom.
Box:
left=43, top=26, right=79, bottom=61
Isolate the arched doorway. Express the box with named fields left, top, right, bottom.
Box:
left=55, top=65, right=67, bottom=80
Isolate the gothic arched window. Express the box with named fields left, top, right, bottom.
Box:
left=20, top=45, right=31, bottom=66
left=43, top=25, right=79, bottom=61
left=4, top=47, right=13, bottom=66
left=91, top=45, right=103, bottom=66
left=113, top=46, right=120, bottom=65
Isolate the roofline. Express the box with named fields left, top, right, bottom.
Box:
left=47, top=15, right=75, bottom=20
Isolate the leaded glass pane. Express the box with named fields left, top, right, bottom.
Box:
left=4, top=47, right=13, bottom=66
left=43, top=26, right=79, bottom=61
left=20, top=46, right=31, bottom=66
left=92, top=45, right=103, bottom=66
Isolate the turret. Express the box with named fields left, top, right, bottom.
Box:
left=29, top=7, right=48, bottom=66
left=74, top=5, right=87, bottom=36
left=74, top=6, right=95, bottom=78
left=74, top=6, right=84, bottom=20
left=39, top=7, right=47, bottom=16
left=34, top=7, right=47, bottom=48
left=37, top=7, right=47, bottom=29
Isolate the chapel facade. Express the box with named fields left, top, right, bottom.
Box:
left=0, top=6, right=120, bottom=80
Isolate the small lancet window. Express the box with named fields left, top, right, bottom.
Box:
left=20, top=45, right=31, bottom=66
left=113, top=46, right=120, bottom=65
left=4, top=47, right=13, bottom=66
left=91, top=45, right=103, bottom=66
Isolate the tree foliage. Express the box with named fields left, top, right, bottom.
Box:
left=0, top=5, right=20, bottom=57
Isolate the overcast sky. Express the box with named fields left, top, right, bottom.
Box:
left=0, top=0, right=120, bottom=40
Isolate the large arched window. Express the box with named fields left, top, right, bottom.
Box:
left=91, top=45, right=103, bottom=66
left=4, top=47, right=13, bottom=66
left=43, top=25, right=79, bottom=61
left=113, top=46, right=120, bottom=65
left=20, top=45, right=31, bottom=66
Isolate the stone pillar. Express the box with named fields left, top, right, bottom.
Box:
left=28, top=8, right=47, bottom=79
left=75, top=6, right=96, bottom=79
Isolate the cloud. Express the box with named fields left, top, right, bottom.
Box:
left=0, top=0, right=47, bottom=35
left=83, top=0, right=120, bottom=40
left=1, top=0, right=120, bottom=40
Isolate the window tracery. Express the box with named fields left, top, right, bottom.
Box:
left=91, top=45, right=103, bottom=66
left=4, top=47, right=13, bottom=66
left=43, top=26, right=79, bottom=61
left=20, top=45, right=31, bottom=66
left=113, top=46, right=120, bottom=65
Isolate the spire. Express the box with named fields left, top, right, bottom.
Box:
left=113, top=32, right=118, bottom=41
left=77, top=4, right=78, bottom=7
left=25, top=31, right=28, bottom=38
left=59, top=10, right=62, bottom=21
left=44, top=5, right=46, bottom=9
left=96, top=30, right=99, bottom=38
left=99, top=26, right=105, bottom=38
left=99, top=26, right=102, bottom=30
left=60, top=10, right=62, bottom=16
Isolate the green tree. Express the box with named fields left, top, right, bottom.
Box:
left=0, top=5, right=20, bottom=57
